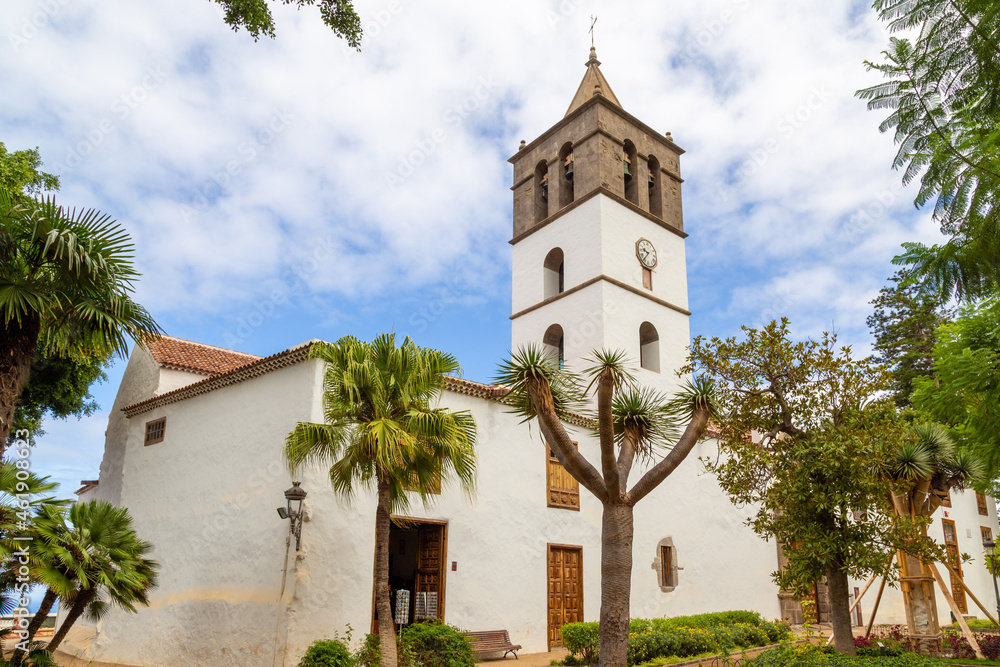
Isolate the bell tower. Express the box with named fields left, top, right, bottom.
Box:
left=509, top=48, right=691, bottom=392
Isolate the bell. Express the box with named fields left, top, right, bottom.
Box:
left=623, top=159, right=632, bottom=183
left=541, top=182, right=548, bottom=202
left=564, top=158, right=574, bottom=181
left=648, top=174, right=655, bottom=189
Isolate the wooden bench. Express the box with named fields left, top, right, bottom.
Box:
left=465, top=630, right=522, bottom=660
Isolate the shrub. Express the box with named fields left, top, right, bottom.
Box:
left=749, top=646, right=941, bottom=666
left=561, top=622, right=600, bottom=664
left=298, top=640, right=353, bottom=667
left=399, top=621, right=476, bottom=667
left=354, top=634, right=421, bottom=667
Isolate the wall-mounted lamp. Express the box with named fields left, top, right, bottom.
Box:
left=277, top=481, right=307, bottom=551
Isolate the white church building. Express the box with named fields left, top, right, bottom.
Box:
left=63, top=51, right=1000, bottom=667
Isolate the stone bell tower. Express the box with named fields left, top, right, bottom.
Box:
left=508, top=48, right=691, bottom=392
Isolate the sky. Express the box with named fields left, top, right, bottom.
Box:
left=2, top=0, right=946, bottom=499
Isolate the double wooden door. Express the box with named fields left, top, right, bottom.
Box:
left=942, top=518, right=968, bottom=613
left=548, top=545, right=583, bottom=650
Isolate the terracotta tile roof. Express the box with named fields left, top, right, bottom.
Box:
left=123, top=339, right=596, bottom=430
left=144, top=336, right=261, bottom=376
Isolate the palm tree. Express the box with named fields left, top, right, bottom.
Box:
left=284, top=334, right=477, bottom=667
left=496, top=347, right=714, bottom=667
left=7, top=503, right=79, bottom=667
left=13, top=500, right=159, bottom=661
left=887, top=423, right=986, bottom=653
left=0, top=188, right=161, bottom=452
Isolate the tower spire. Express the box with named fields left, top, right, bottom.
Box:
left=565, top=45, right=622, bottom=117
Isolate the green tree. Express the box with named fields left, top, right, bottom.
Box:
left=867, top=270, right=951, bottom=408
left=858, top=0, right=1000, bottom=300
left=687, top=320, right=923, bottom=655
left=884, top=423, right=985, bottom=654
left=0, top=143, right=112, bottom=447
left=284, top=334, right=477, bottom=667
left=496, top=347, right=713, bottom=667
left=911, top=297, right=1000, bottom=479
left=0, top=187, right=161, bottom=454
left=0, top=143, right=59, bottom=202
left=32, top=500, right=159, bottom=658
left=215, top=0, right=362, bottom=46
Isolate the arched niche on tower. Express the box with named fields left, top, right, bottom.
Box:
left=639, top=322, right=660, bottom=373
left=535, top=160, right=549, bottom=222
left=543, top=324, right=565, bottom=367
left=623, top=140, right=639, bottom=206
left=558, top=143, right=575, bottom=209
left=647, top=155, right=663, bottom=219
left=543, top=248, right=564, bottom=299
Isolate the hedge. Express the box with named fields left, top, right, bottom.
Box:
left=561, top=611, right=791, bottom=665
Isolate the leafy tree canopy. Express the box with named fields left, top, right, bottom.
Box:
left=867, top=270, right=952, bottom=408
left=911, top=297, right=1000, bottom=486
left=0, top=143, right=58, bottom=202
left=858, top=0, right=1000, bottom=301
left=687, top=320, right=928, bottom=654
left=214, top=0, right=362, bottom=46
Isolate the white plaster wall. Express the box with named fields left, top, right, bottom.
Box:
left=156, top=368, right=210, bottom=395
left=92, top=346, right=162, bottom=506
left=82, top=357, right=322, bottom=667
left=511, top=197, right=604, bottom=315
left=596, top=196, right=688, bottom=312
left=511, top=281, right=608, bottom=375
left=854, top=490, right=1000, bottom=626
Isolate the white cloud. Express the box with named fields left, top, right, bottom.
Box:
left=2, top=0, right=948, bottom=486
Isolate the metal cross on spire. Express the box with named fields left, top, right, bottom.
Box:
left=589, top=15, right=597, bottom=48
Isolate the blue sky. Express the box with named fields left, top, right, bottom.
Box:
left=2, top=0, right=944, bottom=499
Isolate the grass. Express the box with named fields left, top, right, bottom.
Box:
left=940, top=659, right=1000, bottom=667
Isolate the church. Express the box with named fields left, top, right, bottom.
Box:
left=61, top=50, right=999, bottom=667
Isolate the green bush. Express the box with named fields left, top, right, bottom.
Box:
left=561, top=622, right=600, bottom=664
left=749, top=646, right=941, bottom=667
left=562, top=611, right=788, bottom=665
left=399, top=621, right=476, bottom=667
left=354, top=634, right=421, bottom=667
left=298, top=639, right=353, bottom=667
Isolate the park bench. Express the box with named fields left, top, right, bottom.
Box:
left=465, top=630, right=522, bottom=660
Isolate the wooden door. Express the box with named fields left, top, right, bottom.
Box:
left=547, top=444, right=580, bottom=510
left=547, top=545, right=583, bottom=650
left=942, top=518, right=968, bottom=613
left=415, top=523, right=446, bottom=621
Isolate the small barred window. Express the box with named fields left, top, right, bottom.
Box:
left=144, top=418, right=165, bottom=446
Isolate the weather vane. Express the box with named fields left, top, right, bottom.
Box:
left=589, top=15, right=597, bottom=48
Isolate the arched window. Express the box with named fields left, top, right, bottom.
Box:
left=543, top=324, right=565, bottom=367
left=543, top=248, right=564, bottom=299
left=623, top=140, right=639, bottom=205
left=639, top=322, right=660, bottom=373
left=648, top=155, right=662, bottom=219
left=535, top=161, right=549, bottom=222
left=559, top=143, right=574, bottom=208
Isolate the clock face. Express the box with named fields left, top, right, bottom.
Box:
left=636, top=239, right=657, bottom=268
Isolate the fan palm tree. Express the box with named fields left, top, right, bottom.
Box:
left=0, top=188, right=161, bottom=452
left=886, top=423, right=986, bottom=653
left=495, top=346, right=714, bottom=667
left=284, top=334, right=477, bottom=667
left=6, top=503, right=79, bottom=667
left=9, top=500, right=159, bottom=662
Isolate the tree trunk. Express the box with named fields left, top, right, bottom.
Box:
left=46, top=587, right=96, bottom=655
left=825, top=560, right=857, bottom=655
left=599, top=502, right=634, bottom=667
left=374, top=477, right=398, bottom=667
left=10, top=588, right=57, bottom=667
left=899, top=547, right=942, bottom=655
left=0, top=315, right=40, bottom=454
